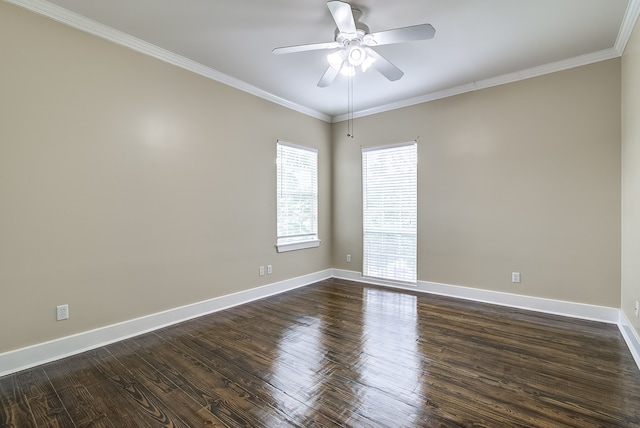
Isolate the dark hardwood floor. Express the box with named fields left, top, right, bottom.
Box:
left=1, top=278, right=640, bottom=427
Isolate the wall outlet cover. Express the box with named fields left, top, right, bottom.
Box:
left=56, top=304, right=69, bottom=321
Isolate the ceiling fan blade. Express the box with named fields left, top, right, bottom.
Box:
left=317, top=66, right=340, bottom=87
left=369, top=24, right=436, bottom=46
left=367, top=49, right=404, bottom=81
left=327, top=1, right=357, bottom=35
left=273, top=41, right=340, bottom=55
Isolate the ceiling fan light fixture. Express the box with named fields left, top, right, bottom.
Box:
left=347, top=46, right=365, bottom=66
left=361, top=52, right=376, bottom=72
left=340, top=64, right=356, bottom=76
left=362, top=33, right=376, bottom=46
left=327, top=50, right=346, bottom=70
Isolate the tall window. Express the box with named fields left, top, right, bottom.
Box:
left=362, top=142, right=417, bottom=283
left=276, top=141, right=319, bottom=252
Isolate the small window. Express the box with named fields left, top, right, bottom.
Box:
left=276, top=141, right=319, bottom=252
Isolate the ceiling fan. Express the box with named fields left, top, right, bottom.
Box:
left=272, top=1, right=435, bottom=87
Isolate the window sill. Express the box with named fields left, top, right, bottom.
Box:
left=276, top=239, right=321, bottom=253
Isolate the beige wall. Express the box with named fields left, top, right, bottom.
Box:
left=333, top=59, right=622, bottom=307
left=622, top=19, right=640, bottom=335
left=0, top=2, right=332, bottom=353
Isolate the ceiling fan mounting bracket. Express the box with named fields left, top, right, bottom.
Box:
left=336, top=29, right=368, bottom=46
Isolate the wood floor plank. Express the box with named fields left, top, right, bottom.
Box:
left=0, top=374, right=36, bottom=428
left=103, top=341, right=229, bottom=428
left=168, top=334, right=305, bottom=408
left=167, top=334, right=346, bottom=428
left=43, top=355, right=117, bottom=428
left=14, top=367, right=74, bottom=427
left=124, top=332, right=297, bottom=427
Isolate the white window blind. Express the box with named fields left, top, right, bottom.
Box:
left=362, top=142, right=417, bottom=283
left=276, top=141, right=319, bottom=252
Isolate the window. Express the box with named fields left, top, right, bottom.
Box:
left=276, top=141, right=319, bottom=252
left=362, top=142, right=417, bottom=283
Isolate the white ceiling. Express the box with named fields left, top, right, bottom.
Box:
left=10, top=0, right=640, bottom=121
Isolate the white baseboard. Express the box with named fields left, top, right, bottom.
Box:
left=0, top=269, right=333, bottom=377
left=331, top=269, right=620, bottom=323
left=619, top=311, right=640, bottom=370
left=3, top=269, right=638, bottom=377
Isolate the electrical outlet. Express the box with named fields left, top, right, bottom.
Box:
left=635, top=301, right=639, bottom=318
left=259, top=266, right=265, bottom=276
left=56, top=304, right=69, bottom=321
left=346, top=254, right=351, bottom=263
left=267, top=264, right=272, bottom=274
left=511, top=272, right=521, bottom=283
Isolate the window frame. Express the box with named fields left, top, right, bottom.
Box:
left=276, top=140, right=320, bottom=253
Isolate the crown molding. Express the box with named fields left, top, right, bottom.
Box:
left=335, top=0, right=640, bottom=122
left=6, top=0, right=636, bottom=124
left=333, top=47, right=620, bottom=122
left=3, top=0, right=332, bottom=123
left=615, top=0, right=640, bottom=54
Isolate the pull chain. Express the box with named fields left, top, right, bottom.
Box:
left=347, top=72, right=354, bottom=138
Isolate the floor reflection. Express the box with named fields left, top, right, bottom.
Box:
left=269, top=293, right=367, bottom=425
left=359, top=287, right=423, bottom=426
left=269, top=286, right=426, bottom=425
left=269, top=315, right=326, bottom=418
